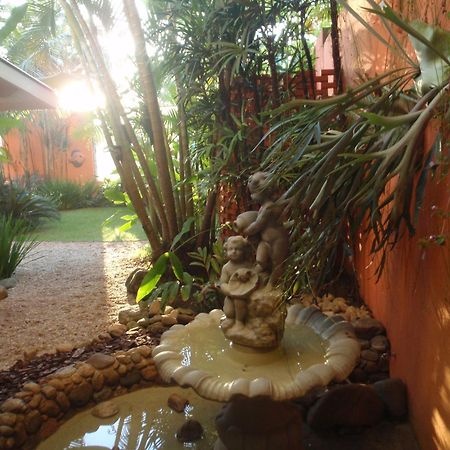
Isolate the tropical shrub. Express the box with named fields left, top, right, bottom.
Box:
left=0, top=214, right=37, bottom=279
left=35, top=179, right=107, bottom=210
left=0, top=175, right=59, bottom=228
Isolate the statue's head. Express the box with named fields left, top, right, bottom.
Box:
left=248, top=171, right=272, bottom=202
left=224, top=236, right=251, bottom=262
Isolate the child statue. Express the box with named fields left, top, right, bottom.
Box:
left=219, top=236, right=258, bottom=332
left=217, top=173, right=288, bottom=348
left=234, top=171, right=289, bottom=286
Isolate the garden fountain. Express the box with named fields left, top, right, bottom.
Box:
left=153, top=172, right=360, bottom=449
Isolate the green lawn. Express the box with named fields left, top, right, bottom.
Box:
left=34, top=207, right=147, bottom=242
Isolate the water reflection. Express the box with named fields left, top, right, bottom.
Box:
left=38, top=387, right=221, bottom=450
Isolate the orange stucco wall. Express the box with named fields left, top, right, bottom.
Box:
left=339, top=2, right=450, bottom=450
left=2, top=113, right=95, bottom=183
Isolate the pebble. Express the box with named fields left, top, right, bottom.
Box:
left=56, top=343, right=74, bottom=353
left=373, top=378, right=407, bottom=418
left=86, top=353, right=115, bottom=370
left=68, top=382, right=93, bottom=407
left=161, top=315, right=177, bottom=326
left=107, top=324, right=127, bottom=338
left=92, top=400, right=119, bottom=419
left=361, top=349, right=380, bottom=362
left=168, top=393, right=189, bottom=412
left=352, top=318, right=385, bottom=340
left=141, top=366, right=158, bottom=381
left=0, top=286, right=7, bottom=300
left=149, top=299, right=162, bottom=316
left=176, top=419, right=204, bottom=442
left=0, top=277, right=16, bottom=289
left=371, top=335, right=389, bottom=352
left=1, top=398, right=25, bottom=413
left=0, top=414, right=16, bottom=427
left=307, top=384, right=384, bottom=429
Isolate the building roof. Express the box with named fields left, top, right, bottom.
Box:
left=0, top=57, right=58, bottom=111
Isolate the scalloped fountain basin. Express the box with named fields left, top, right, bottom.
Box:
left=153, top=305, right=360, bottom=402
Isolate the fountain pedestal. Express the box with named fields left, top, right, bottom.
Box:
left=215, top=395, right=303, bottom=450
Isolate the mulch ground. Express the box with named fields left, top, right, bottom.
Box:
left=0, top=328, right=161, bottom=405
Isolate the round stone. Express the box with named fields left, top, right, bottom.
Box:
left=68, top=382, right=93, bottom=407
left=86, top=353, right=116, bottom=370
left=371, top=335, right=389, bottom=352
left=1, top=398, right=25, bottom=413
left=92, top=400, right=119, bottom=419
left=24, top=410, right=42, bottom=434
left=0, top=286, right=8, bottom=300
left=176, top=419, right=203, bottom=442
left=108, top=324, right=127, bottom=338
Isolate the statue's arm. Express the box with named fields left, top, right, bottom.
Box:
left=244, top=204, right=275, bottom=235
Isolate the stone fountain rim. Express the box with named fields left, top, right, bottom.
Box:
left=152, top=305, right=361, bottom=402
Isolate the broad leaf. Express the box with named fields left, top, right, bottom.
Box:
left=171, top=216, right=195, bottom=250
left=169, top=252, right=183, bottom=281
left=136, top=253, right=169, bottom=302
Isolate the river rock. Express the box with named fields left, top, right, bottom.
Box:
left=39, top=399, right=60, bottom=417
left=118, top=305, right=148, bottom=325
left=120, top=370, right=141, bottom=387
left=177, top=314, right=195, bottom=325
left=161, top=315, right=177, bottom=326
left=141, top=365, right=158, bottom=381
left=307, top=384, right=384, bottom=429
left=352, top=318, right=385, bottom=340
left=92, top=400, right=119, bottom=419
left=108, top=323, right=127, bottom=338
left=24, top=410, right=42, bottom=434
left=0, top=286, right=7, bottom=300
left=125, top=268, right=148, bottom=295
left=371, top=335, right=389, bottom=352
left=373, top=378, right=407, bottom=418
left=168, top=393, right=189, bottom=412
left=69, top=382, right=93, bottom=407
left=56, top=343, right=74, bottom=353
left=86, top=353, right=115, bottom=370
left=148, top=299, right=162, bottom=316
left=0, top=278, right=16, bottom=289
left=176, top=419, right=203, bottom=442
left=1, top=398, right=25, bottom=413
left=0, top=413, right=16, bottom=427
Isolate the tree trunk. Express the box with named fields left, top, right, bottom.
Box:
left=123, top=0, right=179, bottom=241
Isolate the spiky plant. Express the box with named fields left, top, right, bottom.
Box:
left=0, top=214, right=38, bottom=279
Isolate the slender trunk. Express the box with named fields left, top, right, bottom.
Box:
left=330, top=0, right=344, bottom=94
left=266, top=35, right=281, bottom=108
left=300, top=5, right=316, bottom=98
left=123, top=0, right=179, bottom=240
left=196, top=189, right=217, bottom=249
left=60, top=0, right=164, bottom=255
left=175, top=75, right=194, bottom=220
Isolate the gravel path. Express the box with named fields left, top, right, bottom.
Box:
left=0, top=241, right=146, bottom=370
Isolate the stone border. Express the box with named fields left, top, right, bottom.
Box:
left=0, top=345, right=160, bottom=450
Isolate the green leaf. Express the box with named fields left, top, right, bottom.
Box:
left=168, top=281, right=180, bottom=303
left=182, top=271, right=194, bottom=285
left=120, top=214, right=137, bottom=221
left=136, top=253, right=169, bottom=302
left=169, top=252, right=183, bottom=281
left=118, top=221, right=133, bottom=232
left=170, top=217, right=195, bottom=250
left=181, top=283, right=192, bottom=301
left=360, top=111, right=421, bottom=129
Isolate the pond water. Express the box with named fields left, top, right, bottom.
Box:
left=38, top=386, right=222, bottom=450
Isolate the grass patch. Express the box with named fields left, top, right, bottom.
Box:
left=34, top=207, right=147, bottom=242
